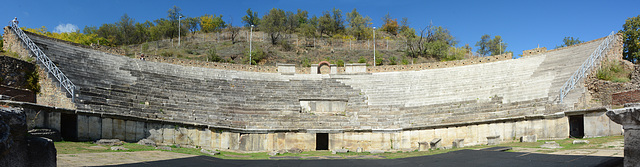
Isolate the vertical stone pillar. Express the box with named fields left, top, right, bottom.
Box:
left=607, top=107, right=640, bottom=167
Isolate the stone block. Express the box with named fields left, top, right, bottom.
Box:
left=88, top=116, right=102, bottom=141
left=486, top=135, right=500, bottom=145
left=162, top=124, right=175, bottom=144
left=125, top=120, right=137, bottom=142
left=101, top=118, right=113, bottom=139
left=288, top=147, right=303, bottom=154
left=146, top=123, right=163, bottom=144
left=332, top=148, right=348, bottom=154
left=112, top=119, right=126, bottom=140
left=268, top=151, right=278, bottom=156
left=356, top=147, right=363, bottom=153
left=96, top=139, right=123, bottom=146
left=137, top=139, right=156, bottom=147
left=520, top=135, right=537, bottom=143
left=110, top=146, right=129, bottom=150
left=572, top=140, right=589, bottom=144
left=369, top=150, right=385, bottom=154
left=277, top=64, right=295, bottom=74
left=26, top=137, right=56, bottom=167
left=430, top=138, right=442, bottom=149
left=135, top=121, right=145, bottom=141
left=28, top=129, right=61, bottom=142
left=452, top=139, right=464, bottom=148
left=200, top=149, right=219, bottom=156
left=418, top=142, right=430, bottom=151
left=540, top=141, right=562, bottom=149
left=77, top=115, right=90, bottom=141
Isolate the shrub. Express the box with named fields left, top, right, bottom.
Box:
left=389, top=56, right=397, bottom=65
left=245, top=47, right=267, bottom=65
left=336, top=59, right=345, bottom=67
left=279, top=40, right=293, bottom=51
left=358, top=56, right=367, bottom=63
left=401, top=56, right=409, bottom=65
left=141, top=43, right=149, bottom=52
left=302, top=58, right=311, bottom=67
left=206, top=48, right=222, bottom=62
left=597, top=60, right=631, bottom=82
left=25, top=69, right=40, bottom=94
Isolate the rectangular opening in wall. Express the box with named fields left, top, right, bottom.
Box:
left=316, top=133, right=329, bottom=150
left=60, top=113, right=78, bottom=141
left=569, top=115, right=584, bottom=138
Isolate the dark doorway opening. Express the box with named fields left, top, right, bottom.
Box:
left=60, top=113, right=78, bottom=141
left=316, top=133, right=329, bottom=150
left=569, top=115, right=584, bottom=138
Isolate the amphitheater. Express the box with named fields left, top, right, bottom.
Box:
left=1, top=23, right=624, bottom=152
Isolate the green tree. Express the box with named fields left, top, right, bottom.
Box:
left=241, top=8, right=260, bottom=28
left=200, top=14, right=226, bottom=33
left=489, top=35, right=507, bottom=55
left=262, top=8, right=287, bottom=45
left=399, top=17, right=415, bottom=38
left=166, top=5, right=185, bottom=39
left=621, top=15, right=640, bottom=63
left=184, top=17, right=201, bottom=33
left=345, top=8, right=372, bottom=40
left=557, top=36, right=583, bottom=48
left=115, top=13, right=135, bottom=45
left=318, top=8, right=345, bottom=37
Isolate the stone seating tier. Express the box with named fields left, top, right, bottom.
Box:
left=25, top=32, right=607, bottom=130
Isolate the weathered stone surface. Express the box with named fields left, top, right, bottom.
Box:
left=369, top=150, right=385, bottom=154
left=572, top=140, right=589, bottom=144
left=137, top=139, right=156, bottom=147
left=430, top=138, right=442, bottom=149
left=486, top=135, right=500, bottom=145
left=356, top=147, right=363, bottom=153
left=288, top=147, right=303, bottom=154
left=332, top=149, right=348, bottom=154
left=26, top=137, right=56, bottom=167
left=520, top=135, right=537, bottom=143
left=28, top=128, right=62, bottom=142
left=452, top=139, right=465, bottom=148
left=96, top=139, right=124, bottom=146
left=110, top=146, right=129, bottom=150
left=418, top=142, right=430, bottom=151
left=200, top=149, right=219, bottom=156
left=1, top=107, right=56, bottom=167
left=607, top=107, right=640, bottom=167
left=540, top=141, right=562, bottom=149
left=268, top=151, right=278, bottom=156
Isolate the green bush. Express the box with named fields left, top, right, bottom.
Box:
left=25, top=69, right=40, bottom=94
left=389, top=56, right=397, bottom=65
left=160, top=50, right=174, bottom=57
left=141, top=43, right=149, bottom=52
left=358, top=56, right=367, bottom=63
left=206, top=48, right=222, bottom=62
left=245, top=47, right=267, bottom=65
left=401, top=56, right=409, bottom=65
left=279, top=40, right=293, bottom=51
left=336, top=59, right=345, bottom=67
left=597, top=60, right=631, bottom=82
left=302, top=58, right=311, bottom=67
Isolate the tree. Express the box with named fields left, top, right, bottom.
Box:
left=621, top=15, right=640, bottom=63
left=345, top=8, right=372, bottom=40
left=381, top=13, right=399, bottom=36
left=115, top=13, right=135, bottom=45
left=489, top=35, right=507, bottom=55
left=562, top=37, right=582, bottom=47
left=262, top=8, right=286, bottom=45
left=200, top=14, right=226, bottom=33
left=475, top=34, right=491, bottom=56
left=405, top=23, right=457, bottom=60
left=399, top=17, right=415, bottom=38
left=318, top=8, right=345, bottom=37
left=184, top=17, right=201, bottom=33
left=241, top=8, right=260, bottom=28
left=475, top=35, right=507, bottom=56
left=166, top=5, right=185, bottom=39
left=226, top=18, right=240, bottom=44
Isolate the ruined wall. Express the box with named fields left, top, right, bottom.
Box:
left=612, top=90, right=640, bottom=106
left=7, top=101, right=622, bottom=152
left=0, top=107, right=56, bottom=167
left=3, top=26, right=76, bottom=109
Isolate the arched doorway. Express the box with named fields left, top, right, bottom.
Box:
left=318, top=61, right=330, bottom=74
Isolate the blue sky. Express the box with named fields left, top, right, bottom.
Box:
left=3, top=0, right=639, bottom=57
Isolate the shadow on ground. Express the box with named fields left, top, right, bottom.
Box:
left=99, top=149, right=622, bottom=167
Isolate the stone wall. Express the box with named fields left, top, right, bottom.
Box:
left=522, top=47, right=547, bottom=57
left=0, top=85, right=35, bottom=103
left=0, top=106, right=56, bottom=167
left=3, top=26, right=76, bottom=110
left=0, top=56, right=35, bottom=88
left=613, top=90, right=640, bottom=106
left=4, top=101, right=621, bottom=152
left=365, top=53, right=512, bottom=73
